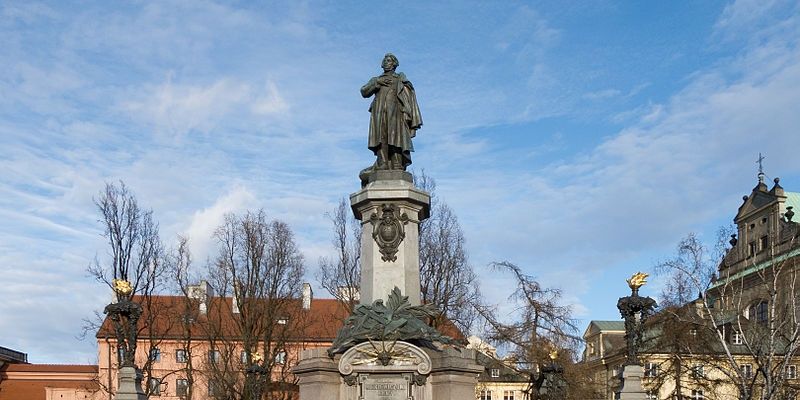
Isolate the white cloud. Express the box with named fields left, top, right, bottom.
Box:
left=251, top=81, right=289, bottom=115
left=184, top=185, right=258, bottom=262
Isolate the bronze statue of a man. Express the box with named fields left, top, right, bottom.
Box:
left=361, top=53, right=423, bottom=171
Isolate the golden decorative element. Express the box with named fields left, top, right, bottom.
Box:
left=549, top=349, right=558, bottom=360
left=626, top=272, right=649, bottom=290
left=252, top=352, right=263, bottom=363
left=112, top=279, right=133, bottom=295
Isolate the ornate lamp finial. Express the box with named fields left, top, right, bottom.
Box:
left=548, top=349, right=558, bottom=361
left=626, top=272, right=648, bottom=290
left=252, top=352, right=263, bottom=363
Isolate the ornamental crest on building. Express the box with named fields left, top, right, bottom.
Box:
left=369, top=204, right=409, bottom=262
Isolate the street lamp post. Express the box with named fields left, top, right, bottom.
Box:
left=616, top=272, right=657, bottom=400
left=103, top=279, right=146, bottom=400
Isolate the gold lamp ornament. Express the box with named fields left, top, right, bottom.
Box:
left=548, top=349, right=558, bottom=361
left=112, top=279, right=133, bottom=296
left=626, top=272, right=648, bottom=290
left=251, top=352, right=263, bottom=363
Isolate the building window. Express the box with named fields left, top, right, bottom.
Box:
left=147, top=377, right=161, bottom=396
left=209, top=349, right=221, bottom=364
left=149, top=348, right=161, bottom=362
left=748, top=242, right=756, bottom=257
left=490, top=368, right=500, bottom=378
left=646, top=391, right=657, bottom=400
left=503, top=390, right=515, bottom=400
left=692, top=365, right=704, bottom=379
left=750, top=301, right=768, bottom=324
left=787, top=365, right=797, bottom=379
left=644, top=362, right=658, bottom=377
left=176, top=349, right=187, bottom=363
left=690, top=329, right=697, bottom=336
left=241, top=350, right=248, bottom=364
left=691, top=390, right=704, bottom=400
left=176, top=379, right=189, bottom=396
left=760, top=236, right=769, bottom=251
left=742, top=364, right=753, bottom=378
left=277, top=318, right=288, bottom=325
left=732, top=331, right=743, bottom=345
left=480, top=389, right=493, bottom=400
left=275, top=350, right=287, bottom=364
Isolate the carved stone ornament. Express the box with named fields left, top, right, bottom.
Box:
left=369, top=204, right=409, bottom=262
left=339, top=340, right=431, bottom=386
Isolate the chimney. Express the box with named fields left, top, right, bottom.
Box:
left=302, top=283, right=313, bottom=310
left=232, top=283, right=240, bottom=314
left=188, top=280, right=213, bottom=315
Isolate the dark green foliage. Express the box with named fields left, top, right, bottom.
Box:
left=328, top=287, right=456, bottom=356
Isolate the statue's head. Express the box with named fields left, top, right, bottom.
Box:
left=382, top=53, right=399, bottom=72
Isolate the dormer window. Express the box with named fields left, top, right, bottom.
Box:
left=732, top=331, right=743, bottom=345
left=760, top=236, right=769, bottom=252
left=490, top=368, right=500, bottom=378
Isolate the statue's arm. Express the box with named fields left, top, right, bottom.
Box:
left=361, top=77, right=379, bottom=98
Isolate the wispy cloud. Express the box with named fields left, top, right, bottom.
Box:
left=2, top=1, right=800, bottom=362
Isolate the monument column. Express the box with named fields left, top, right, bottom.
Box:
left=296, top=52, right=481, bottom=400
left=350, top=171, right=430, bottom=305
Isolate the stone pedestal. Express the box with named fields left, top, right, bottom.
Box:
left=294, top=342, right=482, bottom=400
left=619, top=364, right=647, bottom=400
left=115, top=366, right=146, bottom=400
left=427, top=347, right=484, bottom=400
left=294, top=348, right=342, bottom=400
left=350, top=174, right=430, bottom=306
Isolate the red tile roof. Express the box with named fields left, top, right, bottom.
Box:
left=1, top=364, right=98, bottom=373
left=96, top=295, right=464, bottom=343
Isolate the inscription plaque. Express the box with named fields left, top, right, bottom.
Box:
left=359, top=374, right=412, bottom=400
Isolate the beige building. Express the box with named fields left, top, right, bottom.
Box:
left=582, top=173, right=800, bottom=400
left=467, top=336, right=530, bottom=400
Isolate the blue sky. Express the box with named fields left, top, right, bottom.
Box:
left=2, top=0, right=800, bottom=364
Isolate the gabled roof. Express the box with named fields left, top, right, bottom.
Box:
left=786, top=192, right=800, bottom=211
left=583, top=320, right=625, bottom=338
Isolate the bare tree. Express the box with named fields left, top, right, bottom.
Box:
left=87, top=181, right=167, bottom=398
left=163, top=236, right=200, bottom=400
left=474, top=261, right=584, bottom=398
left=203, top=210, right=306, bottom=400
left=649, top=229, right=735, bottom=399
left=89, top=181, right=165, bottom=302
left=317, top=198, right=361, bottom=314
left=657, top=227, right=800, bottom=400
left=415, top=172, right=481, bottom=333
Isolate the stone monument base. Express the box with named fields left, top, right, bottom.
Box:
left=115, top=366, right=146, bottom=400
left=619, top=364, right=647, bottom=400
left=294, top=342, right=482, bottom=400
